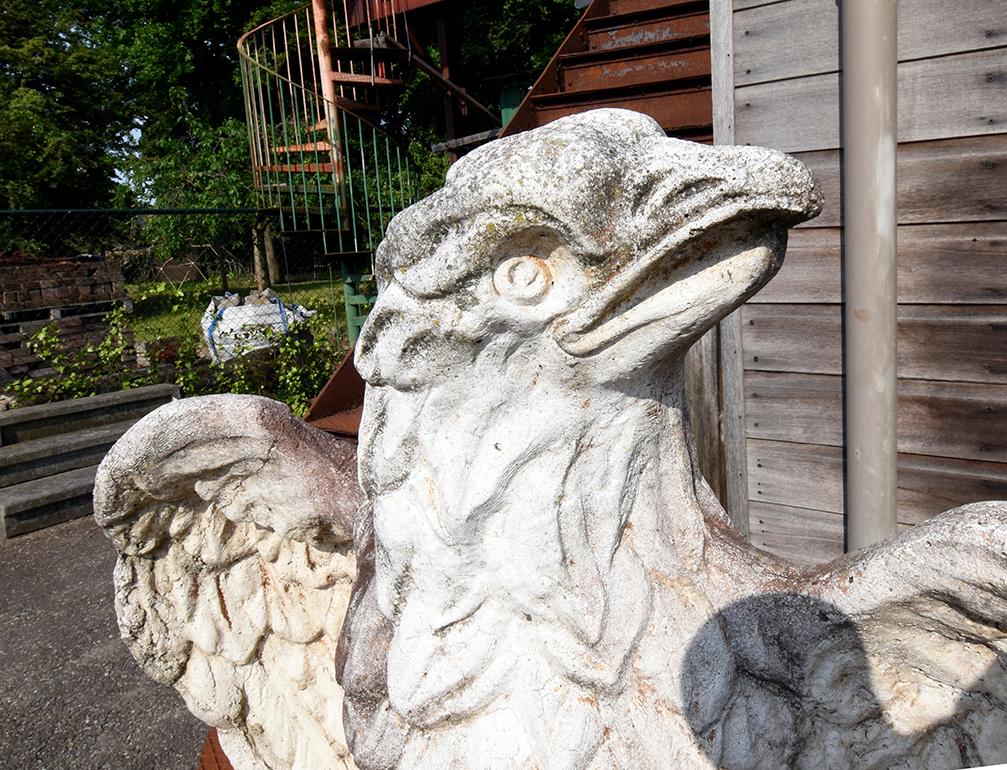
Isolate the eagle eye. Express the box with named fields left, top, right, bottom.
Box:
left=493, top=255, right=552, bottom=305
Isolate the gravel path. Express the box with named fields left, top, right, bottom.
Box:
left=0, top=516, right=204, bottom=770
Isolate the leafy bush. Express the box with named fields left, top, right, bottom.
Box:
left=6, top=300, right=345, bottom=417
left=6, top=309, right=152, bottom=404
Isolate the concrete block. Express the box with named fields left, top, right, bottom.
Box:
left=0, top=383, right=179, bottom=446
left=0, top=465, right=98, bottom=539
left=0, top=418, right=136, bottom=488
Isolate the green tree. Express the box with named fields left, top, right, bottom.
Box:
left=128, top=116, right=256, bottom=261
left=0, top=0, right=132, bottom=208
left=457, top=0, right=578, bottom=106
left=110, top=0, right=307, bottom=254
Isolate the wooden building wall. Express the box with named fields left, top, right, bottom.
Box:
left=712, top=0, right=1007, bottom=565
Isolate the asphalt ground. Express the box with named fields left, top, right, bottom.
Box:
left=0, top=515, right=204, bottom=769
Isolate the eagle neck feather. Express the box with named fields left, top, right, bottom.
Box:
left=363, top=353, right=718, bottom=745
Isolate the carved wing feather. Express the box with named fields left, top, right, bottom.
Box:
left=809, top=501, right=1007, bottom=765
left=94, top=394, right=363, bottom=770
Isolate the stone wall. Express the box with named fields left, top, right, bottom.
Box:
left=0, top=255, right=127, bottom=383
left=0, top=254, right=126, bottom=312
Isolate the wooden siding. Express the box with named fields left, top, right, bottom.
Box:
left=756, top=224, right=1007, bottom=304
left=722, top=0, right=1007, bottom=564
left=748, top=500, right=844, bottom=566
left=734, top=0, right=1006, bottom=87
left=748, top=439, right=1007, bottom=526
left=741, top=304, right=1007, bottom=384
left=745, top=373, right=1007, bottom=463
left=791, top=135, right=1007, bottom=229
left=735, top=49, right=1006, bottom=153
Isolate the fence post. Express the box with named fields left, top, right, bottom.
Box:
left=264, top=222, right=282, bottom=285
left=253, top=215, right=269, bottom=290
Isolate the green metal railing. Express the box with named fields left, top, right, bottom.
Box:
left=238, top=3, right=419, bottom=341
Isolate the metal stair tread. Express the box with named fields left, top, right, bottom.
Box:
left=264, top=162, right=336, bottom=173
left=271, top=141, right=333, bottom=153
left=587, top=0, right=708, bottom=31
left=258, top=183, right=341, bottom=194
left=330, top=71, right=403, bottom=87
left=351, top=34, right=396, bottom=49
left=334, top=96, right=381, bottom=114
left=531, top=75, right=712, bottom=106
left=558, top=37, right=709, bottom=68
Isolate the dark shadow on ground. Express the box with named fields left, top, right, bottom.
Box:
left=0, top=516, right=204, bottom=770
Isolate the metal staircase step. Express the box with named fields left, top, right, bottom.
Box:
left=259, top=183, right=340, bottom=194
left=271, top=141, right=333, bottom=153
left=587, top=9, right=709, bottom=51
left=303, top=99, right=382, bottom=135
left=606, top=0, right=705, bottom=16
left=531, top=79, right=712, bottom=135
left=264, top=162, right=336, bottom=173
left=351, top=34, right=395, bottom=48
left=334, top=96, right=381, bottom=114
left=559, top=42, right=710, bottom=93
left=331, top=71, right=403, bottom=87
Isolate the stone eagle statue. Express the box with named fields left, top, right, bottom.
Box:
left=94, top=109, right=1007, bottom=770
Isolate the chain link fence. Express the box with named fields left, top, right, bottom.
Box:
left=0, top=209, right=352, bottom=414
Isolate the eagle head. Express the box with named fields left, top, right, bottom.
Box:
left=356, top=108, right=820, bottom=391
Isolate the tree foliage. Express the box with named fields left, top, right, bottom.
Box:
left=0, top=0, right=131, bottom=208
left=129, top=117, right=256, bottom=261
left=0, top=0, right=579, bottom=210
left=457, top=0, right=578, bottom=105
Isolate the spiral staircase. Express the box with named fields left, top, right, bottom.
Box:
left=238, top=0, right=423, bottom=346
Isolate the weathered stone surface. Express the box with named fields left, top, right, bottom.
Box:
left=340, top=109, right=1007, bottom=769
left=95, top=109, right=1007, bottom=770
left=93, top=395, right=363, bottom=770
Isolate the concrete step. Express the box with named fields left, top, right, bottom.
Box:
left=0, top=419, right=135, bottom=488
left=0, top=465, right=99, bottom=540
left=559, top=42, right=710, bottom=93
left=0, top=383, right=177, bottom=446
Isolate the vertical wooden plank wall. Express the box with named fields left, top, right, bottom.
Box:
left=723, top=0, right=1007, bottom=565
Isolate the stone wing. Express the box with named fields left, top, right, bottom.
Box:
left=93, top=394, right=362, bottom=770
left=811, top=501, right=1007, bottom=767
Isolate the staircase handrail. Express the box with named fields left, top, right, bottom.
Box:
left=237, top=2, right=420, bottom=256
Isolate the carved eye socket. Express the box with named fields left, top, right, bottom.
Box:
left=493, top=256, right=552, bottom=305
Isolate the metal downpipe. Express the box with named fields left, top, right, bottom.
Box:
left=841, top=0, right=899, bottom=550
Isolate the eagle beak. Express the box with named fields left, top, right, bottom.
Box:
left=554, top=145, right=821, bottom=371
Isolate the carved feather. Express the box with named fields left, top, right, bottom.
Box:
left=94, top=394, right=363, bottom=770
